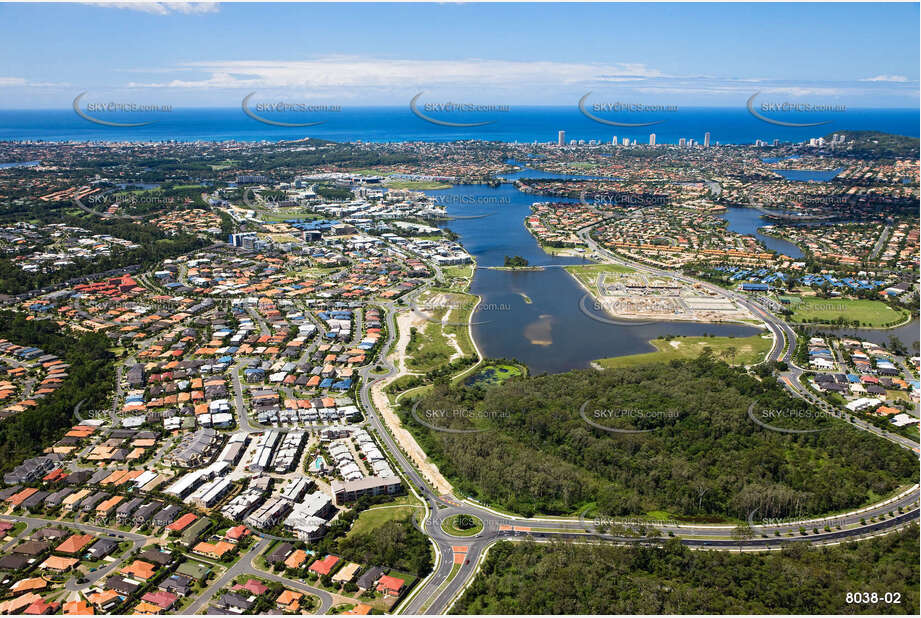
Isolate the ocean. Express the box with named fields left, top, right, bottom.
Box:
left=0, top=107, right=917, bottom=144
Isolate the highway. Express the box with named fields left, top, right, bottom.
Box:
left=347, top=223, right=920, bottom=614
left=45, top=230, right=915, bottom=614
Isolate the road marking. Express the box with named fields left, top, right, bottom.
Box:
left=451, top=545, right=469, bottom=552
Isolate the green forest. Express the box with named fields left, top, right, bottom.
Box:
left=0, top=311, right=115, bottom=472
left=336, top=515, right=432, bottom=577
left=398, top=358, right=916, bottom=520
left=455, top=525, right=919, bottom=614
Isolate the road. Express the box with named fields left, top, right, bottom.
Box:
left=31, top=229, right=915, bottom=615
left=184, top=537, right=334, bottom=614
left=349, top=222, right=920, bottom=614
left=2, top=514, right=147, bottom=591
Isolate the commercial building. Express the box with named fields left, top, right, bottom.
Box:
left=330, top=476, right=402, bottom=505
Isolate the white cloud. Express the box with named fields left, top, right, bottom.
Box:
left=0, top=77, right=67, bottom=87
left=756, top=86, right=847, bottom=97
left=84, top=2, right=219, bottom=15
left=126, top=57, right=668, bottom=91
left=859, top=74, right=909, bottom=83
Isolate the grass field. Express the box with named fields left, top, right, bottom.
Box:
left=259, top=208, right=323, bottom=222
left=785, top=297, right=908, bottom=327
left=565, top=263, right=635, bottom=292
left=347, top=505, right=418, bottom=539
left=442, top=264, right=475, bottom=280
left=595, top=333, right=773, bottom=369
left=406, top=291, right=477, bottom=372
left=210, top=160, right=237, bottom=170
left=384, top=180, right=453, bottom=190
left=441, top=514, right=484, bottom=537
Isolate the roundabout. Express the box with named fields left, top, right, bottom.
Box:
left=441, top=513, right=485, bottom=537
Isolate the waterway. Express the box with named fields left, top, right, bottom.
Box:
left=771, top=168, right=843, bottom=182
left=427, top=170, right=761, bottom=374
left=813, top=319, right=920, bottom=355
left=720, top=207, right=805, bottom=259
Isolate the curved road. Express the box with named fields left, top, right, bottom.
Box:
left=347, top=222, right=920, bottom=614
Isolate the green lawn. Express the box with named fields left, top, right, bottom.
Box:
left=441, top=514, right=484, bottom=537
left=565, top=263, right=635, bottom=291
left=464, top=363, right=524, bottom=387
left=596, top=334, right=773, bottom=369
left=788, top=297, right=908, bottom=327
left=406, top=291, right=477, bottom=372
left=385, top=180, right=453, bottom=190
left=443, top=264, right=475, bottom=280
left=260, top=209, right=323, bottom=222
left=347, top=506, right=417, bottom=539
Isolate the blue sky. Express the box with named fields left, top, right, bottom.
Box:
left=0, top=2, right=918, bottom=108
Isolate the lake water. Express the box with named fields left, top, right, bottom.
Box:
left=816, top=320, right=920, bottom=355
left=771, top=168, right=843, bottom=182
left=428, top=175, right=762, bottom=374
left=720, top=207, right=805, bottom=258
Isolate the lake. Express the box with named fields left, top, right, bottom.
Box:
left=428, top=176, right=762, bottom=374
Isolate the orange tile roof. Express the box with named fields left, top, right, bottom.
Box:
left=121, top=560, right=156, bottom=580
left=63, top=600, right=95, bottom=615
left=344, top=604, right=373, bottom=615
left=276, top=590, right=302, bottom=607
left=40, top=555, right=79, bottom=571
left=87, top=590, right=120, bottom=608
left=192, top=540, right=234, bottom=559
left=132, top=601, right=163, bottom=615
left=10, top=577, right=48, bottom=593
left=166, top=513, right=198, bottom=532
left=284, top=549, right=308, bottom=569
left=56, top=533, right=95, bottom=555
